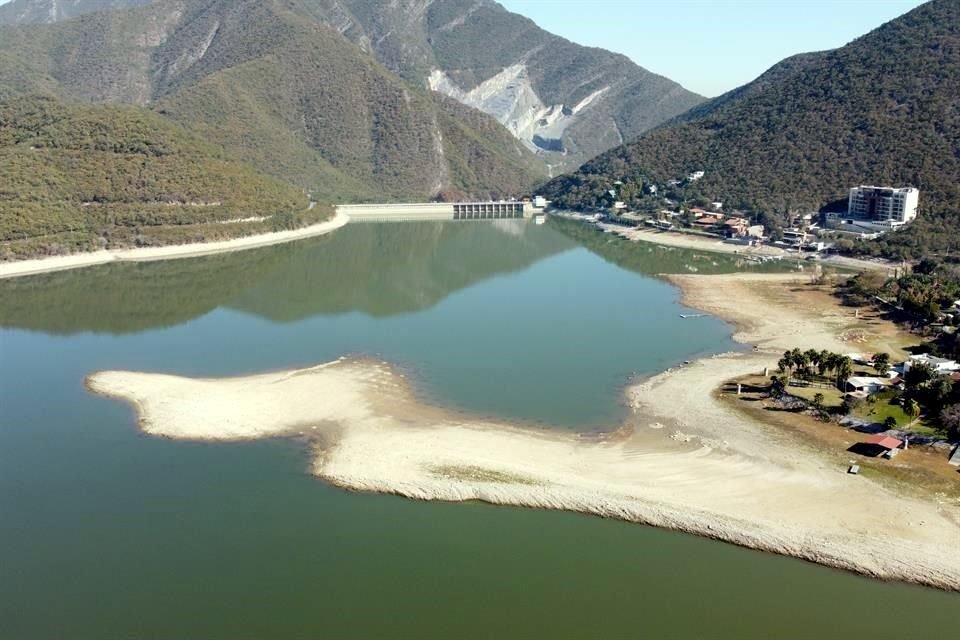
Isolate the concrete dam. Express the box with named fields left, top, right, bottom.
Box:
left=337, top=201, right=544, bottom=222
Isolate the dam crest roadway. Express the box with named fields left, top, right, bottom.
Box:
left=337, top=200, right=545, bottom=222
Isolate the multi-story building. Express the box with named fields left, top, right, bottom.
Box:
left=847, top=186, right=919, bottom=225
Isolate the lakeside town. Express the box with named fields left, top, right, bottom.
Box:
left=551, top=174, right=920, bottom=273
left=546, top=176, right=960, bottom=476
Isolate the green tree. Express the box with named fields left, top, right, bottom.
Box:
left=812, top=392, right=825, bottom=410
left=769, top=375, right=786, bottom=399
left=925, top=375, right=954, bottom=414
left=872, top=352, right=890, bottom=376
left=904, top=362, right=934, bottom=390
left=811, top=392, right=829, bottom=420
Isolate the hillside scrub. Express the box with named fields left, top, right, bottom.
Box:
left=0, top=95, right=320, bottom=259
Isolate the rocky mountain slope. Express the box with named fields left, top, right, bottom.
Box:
left=0, top=0, right=545, bottom=206
left=542, top=0, right=960, bottom=258
left=299, top=0, right=706, bottom=172
left=0, top=0, right=706, bottom=173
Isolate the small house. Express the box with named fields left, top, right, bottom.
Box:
left=864, top=434, right=904, bottom=459
left=844, top=376, right=886, bottom=394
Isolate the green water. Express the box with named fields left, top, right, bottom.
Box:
left=0, top=220, right=955, bottom=639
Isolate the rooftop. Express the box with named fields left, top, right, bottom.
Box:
left=908, top=354, right=956, bottom=365
left=866, top=434, right=903, bottom=450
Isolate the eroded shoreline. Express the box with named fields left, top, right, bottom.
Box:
left=86, top=273, right=960, bottom=591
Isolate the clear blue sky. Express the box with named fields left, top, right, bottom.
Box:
left=498, top=0, right=925, bottom=97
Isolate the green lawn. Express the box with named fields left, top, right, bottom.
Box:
left=787, top=385, right=844, bottom=407
left=854, top=397, right=914, bottom=428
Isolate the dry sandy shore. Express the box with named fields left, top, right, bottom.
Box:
left=87, top=273, right=960, bottom=591
left=0, top=211, right=349, bottom=280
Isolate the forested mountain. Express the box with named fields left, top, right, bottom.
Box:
left=0, top=0, right=545, bottom=213
left=0, top=0, right=706, bottom=173
left=542, top=0, right=960, bottom=259
left=0, top=0, right=154, bottom=25
left=0, top=94, right=316, bottom=259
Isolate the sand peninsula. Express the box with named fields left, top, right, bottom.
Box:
left=87, top=273, right=960, bottom=591
left=0, top=211, right=349, bottom=280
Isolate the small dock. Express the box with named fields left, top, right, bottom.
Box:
left=949, top=444, right=960, bottom=466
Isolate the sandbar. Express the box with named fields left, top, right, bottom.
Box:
left=86, top=273, right=960, bottom=591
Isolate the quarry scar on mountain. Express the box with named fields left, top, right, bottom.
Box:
left=428, top=64, right=611, bottom=154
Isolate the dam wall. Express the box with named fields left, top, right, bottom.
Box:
left=338, top=201, right=539, bottom=222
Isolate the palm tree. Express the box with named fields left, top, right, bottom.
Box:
left=835, top=356, right=853, bottom=389
left=804, top=349, right=820, bottom=376
left=824, top=353, right=841, bottom=379
left=778, top=353, right=792, bottom=378
left=817, top=350, right=832, bottom=377
left=790, top=348, right=806, bottom=373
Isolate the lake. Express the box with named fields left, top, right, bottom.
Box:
left=1, top=219, right=956, bottom=639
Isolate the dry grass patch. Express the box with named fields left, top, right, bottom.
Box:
left=426, top=464, right=542, bottom=486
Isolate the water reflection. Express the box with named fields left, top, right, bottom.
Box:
left=0, top=218, right=799, bottom=336
left=0, top=220, right=574, bottom=334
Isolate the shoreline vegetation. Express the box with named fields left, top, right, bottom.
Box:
left=87, top=272, right=960, bottom=592
left=0, top=211, right=349, bottom=279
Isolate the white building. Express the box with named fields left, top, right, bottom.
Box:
left=845, top=376, right=887, bottom=394
left=848, top=186, right=919, bottom=226
left=687, top=170, right=705, bottom=181
left=904, top=354, right=960, bottom=374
